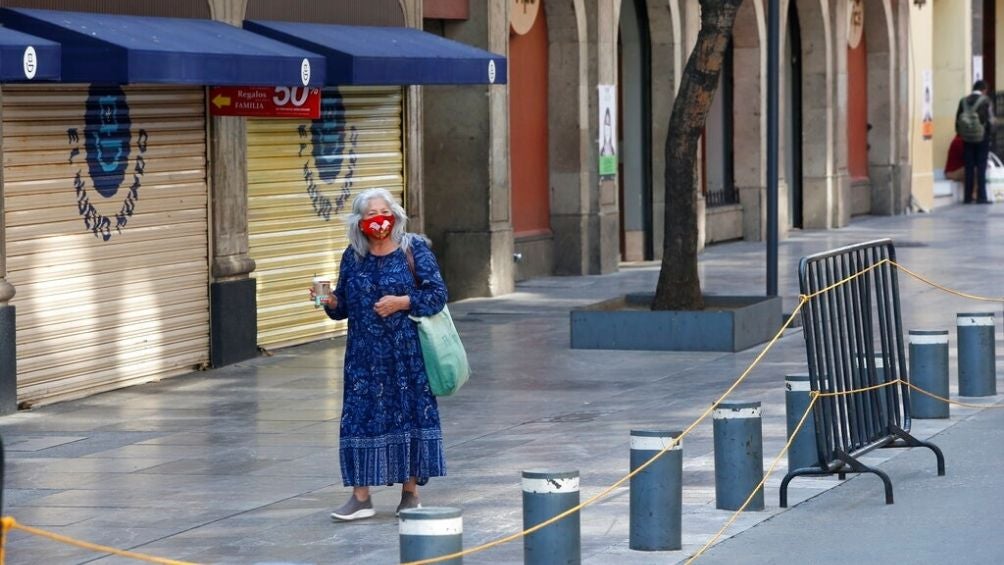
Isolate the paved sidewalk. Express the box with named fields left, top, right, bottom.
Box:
left=0, top=201, right=1002, bottom=564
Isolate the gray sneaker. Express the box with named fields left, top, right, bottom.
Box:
left=396, top=491, right=422, bottom=517
left=330, top=495, right=375, bottom=521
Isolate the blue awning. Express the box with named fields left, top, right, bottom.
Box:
left=0, top=8, right=325, bottom=86
left=0, top=27, right=59, bottom=81
left=243, top=21, right=507, bottom=86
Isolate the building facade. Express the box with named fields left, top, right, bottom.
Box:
left=423, top=0, right=916, bottom=299
left=0, top=0, right=505, bottom=408
left=1, top=0, right=990, bottom=408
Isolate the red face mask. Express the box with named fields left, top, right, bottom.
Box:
left=359, top=214, right=395, bottom=240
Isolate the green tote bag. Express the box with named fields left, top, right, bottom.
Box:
left=410, top=305, right=470, bottom=396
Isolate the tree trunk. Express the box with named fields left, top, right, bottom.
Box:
left=652, top=0, right=744, bottom=311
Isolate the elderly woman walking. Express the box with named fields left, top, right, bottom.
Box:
left=312, top=188, right=448, bottom=521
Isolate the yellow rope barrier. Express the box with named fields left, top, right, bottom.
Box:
left=901, top=380, right=1004, bottom=409
left=684, top=393, right=820, bottom=564
left=0, top=517, right=200, bottom=565
left=400, top=296, right=812, bottom=565
left=813, top=380, right=902, bottom=397
left=403, top=254, right=1004, bottom=565
left=2, top=257, right=999, bottom=565
left=889, top=260, right=1004, bottom=303
left=802, top=258, right=891, bottom=301
left=0, top=516, right=12, bottom=564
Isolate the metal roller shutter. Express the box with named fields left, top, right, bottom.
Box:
left=248, top=86, right=405, bottom=348
left=3, top=85, right=210, bottom=406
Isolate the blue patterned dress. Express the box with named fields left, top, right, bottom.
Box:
left=324, top=235, right=447, bottom=486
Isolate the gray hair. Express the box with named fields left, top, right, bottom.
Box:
left=347, top=188, right=414, bottom=258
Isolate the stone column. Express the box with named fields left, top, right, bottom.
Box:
left=401, top=0, right=425, bottom=232
left=832, top=0, right=852, bottom=227
left=550, top=0, right=620, bottom=275
left=893, top=0, right=913, bottom=214
left=207, top=0, right=258, bottom=366
left=424, top=0, right=514, bottom=299
left=799, top=0, right=837, bottom=229
left=0, top=88, right=17, bottom=414
left=648, top=0, right=683, bottom=259
left=595, top=0, right=620, bottom=273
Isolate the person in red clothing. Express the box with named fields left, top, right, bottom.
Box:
left=945, top=134, right=965, bottom=181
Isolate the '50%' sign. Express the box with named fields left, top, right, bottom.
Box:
left=209, top=86, right=321, bottom=119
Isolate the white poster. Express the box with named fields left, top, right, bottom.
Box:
left=921, top=69, right=933, bottom=140
left=598, top=84, right=617, bottom=179
left=973, top=55, right=984, bottom=83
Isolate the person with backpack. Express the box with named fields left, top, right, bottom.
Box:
left=955, top=80, right=995, bottom=203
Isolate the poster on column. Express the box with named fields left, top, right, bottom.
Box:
left=598, top=84, right=617, bottom=179
left=921, top=70, right=933, bottom=140
left=973, top=55, right=984, bottom=83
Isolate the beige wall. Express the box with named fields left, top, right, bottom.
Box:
left=932, top=0, right=972, bottom=181
left=910, top=0, right=935, bottom=210
left=998, top=0, right=1004, bottom=87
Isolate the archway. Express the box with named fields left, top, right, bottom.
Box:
left=546, top=0, right=589, bottom=275
left=863, top=0, right=897, bottom=214
left=618, top=0, right=652, bottom=261
left=791, top=0, right=833, bottom=228
left=730, top=0, right=764, bottom=240
left=784, top=0, right=804, bottom=229
left=510, top=1, right=550, bottom=281
left=646, top=0, right=681, bottom=259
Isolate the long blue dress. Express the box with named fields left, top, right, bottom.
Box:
left=324, top=235, right=447, bottom=486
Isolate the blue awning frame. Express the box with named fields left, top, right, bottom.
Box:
left=0, top=8, right=325, bottom=86
left=0, top=27, right=59, bottom=81
left=243, top=20, right=507, bottom=86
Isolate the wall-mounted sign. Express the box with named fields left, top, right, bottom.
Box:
left=973, top=55, right=984, bottom=83
left=921, top=69, right=933, bottom=140
left=847, top=0, right=864, bottom=49
left=209, top=86, right=321, bottom=119
left=511, top=0, right=540, bottom=36
left=598, top=84, right=617, bottom=179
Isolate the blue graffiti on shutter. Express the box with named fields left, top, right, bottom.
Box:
left=299, top=88, right=359, bottom=221
left=67, top=86, right=148, bottom=241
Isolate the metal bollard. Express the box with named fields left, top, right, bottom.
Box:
left=785, top=375, right=818, bottom=472
left=523, top=470, right=580, bottom=565
left=713, top=401, right=765, bottom=511
left=957, top=313, right=997, bottom=397
left=399, top=507, right=463, bottom=565
left=629, top=430, right=682, bottom=551
left=909, top=330, right=950, bottom=418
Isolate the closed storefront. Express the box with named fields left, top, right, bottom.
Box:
left=0, top=8, right=325, bottom=408
left=3, top=85, right=209, bottom=405
left=248, top=86, right=405, bottom=348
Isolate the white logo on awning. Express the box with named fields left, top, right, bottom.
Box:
left=23, top=46, right=37, bottom=80
left=488, top=60, right=496, bottom=84
left=301, top=58, right=311, bottom=86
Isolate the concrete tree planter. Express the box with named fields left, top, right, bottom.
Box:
left=570, top=294, right=783, bottom=352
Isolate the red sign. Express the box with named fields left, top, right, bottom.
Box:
left=209, top=86, right=321, bottom=119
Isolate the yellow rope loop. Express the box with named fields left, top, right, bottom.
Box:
left=889, top=260, right=1004, bottom=303
left=812, top=379, right=903, bottom=398
left=0, top=516, right=13, bottom=565
left=902, top=380, right=1004, bottom=409
left=685, top=394, right=820, bottom=563
left=804, top=259, right=891, bottom=301
left=5, top=518, right=200, bottom=565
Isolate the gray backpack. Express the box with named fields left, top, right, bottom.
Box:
left=957, top=95, right=989, bottom=143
